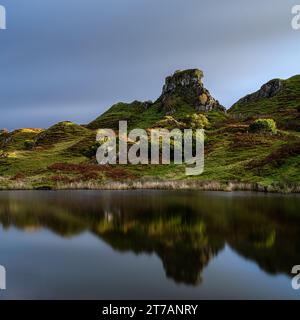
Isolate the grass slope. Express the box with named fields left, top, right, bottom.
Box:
left=229, top=75, right=300, bottom=131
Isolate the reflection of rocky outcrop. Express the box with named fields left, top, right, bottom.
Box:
left=96, top=213, right=223, bottom=285
left=0, top=191, right=300, bottom=285
left=159, top=244, right=221, bottom=285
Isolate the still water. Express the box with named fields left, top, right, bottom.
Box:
left=0, top=190, right=300, bottom=299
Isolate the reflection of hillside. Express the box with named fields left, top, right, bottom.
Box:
left=0, top=191, right=300, bottom=284
left=0, top=198, right=88, bottom=237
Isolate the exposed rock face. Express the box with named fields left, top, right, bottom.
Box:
left=0, top=129, right=8, bottom=136
left=232, top=79, right=283, bottom=106
left=141, top=100, right=153, bottom=110
left=158, top=69, right=225, bottom=113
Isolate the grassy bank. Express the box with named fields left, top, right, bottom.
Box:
left=1, top=177, right=299, bottom=194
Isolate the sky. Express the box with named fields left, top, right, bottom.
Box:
left=0, top=0, right=299, bottom=130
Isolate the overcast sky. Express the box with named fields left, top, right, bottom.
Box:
left=0, top=0, right=299, bottom=130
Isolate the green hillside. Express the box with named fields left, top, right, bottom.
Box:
left=229, top=75, right=300, bottom=131
left=0, top=69, right=299, bottom=192
left=87, top=101, right=164, bottom=130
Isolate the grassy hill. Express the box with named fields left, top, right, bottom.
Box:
left=229, top=75, right=300, bottom=131
left=87, top=101, right=164, bottom=130
left=0, top=69, right=299, bottom=192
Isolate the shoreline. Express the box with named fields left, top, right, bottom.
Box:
left=1, top=180, right=300, bottom=194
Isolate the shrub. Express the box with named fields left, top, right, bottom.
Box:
left=24, top=140, right=35, bottom=150
left=249, top=118, right=277, bottom=134
left=297, top=105, right=300, bottom=113
left=0, top=150, right=8, bottom=158
left=82, top=141, right=101, bottom=159
left=188, top=113, right=209, bottom=129
left=155, top=116, right=186, bottom=130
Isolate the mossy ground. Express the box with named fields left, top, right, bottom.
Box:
left=1, top=114, right=299, bottom=191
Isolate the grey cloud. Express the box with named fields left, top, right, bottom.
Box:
left=0, top=0, right=299, bottom=129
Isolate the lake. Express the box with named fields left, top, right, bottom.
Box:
left=0, top=190, right=300, bottom=299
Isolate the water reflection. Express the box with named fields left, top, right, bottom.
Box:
left=0, top=190, right=299, bottom=286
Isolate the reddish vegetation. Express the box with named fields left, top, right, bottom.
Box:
left=50, top=175, right=75, bottom=183
left=217, top=124, right=248, bottom=134
left=10, top=173, right=26, bottom=181
left=246, top=142, right=300, bottom=169
left=231, top=133, right=273, bottom=148
left=48, top=163, right=136, bottom=180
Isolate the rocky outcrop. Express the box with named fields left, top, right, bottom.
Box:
left=232, top=79, right=283, bottom=106
left=0, top=129, right=8, bottom=135
left=157, top=69, right=225, bottom=113
left=141, top=100, right=153, bottom=110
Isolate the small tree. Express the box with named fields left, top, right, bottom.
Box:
left=249, top=118, right=277, bottom=134
left=188, top=113, right=209, bottom=129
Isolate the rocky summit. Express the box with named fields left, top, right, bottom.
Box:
left=229, top=75, right=300, bottom=131
left=231, top=79, right=283, bottom=106
left=87, top=68, right=226, bottom=130
left=157, top=69, right=225, bottom=113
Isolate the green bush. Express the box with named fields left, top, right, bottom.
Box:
left=82, top=141, right=102, bottom=159
left=0, top=150, right=8, bottom=158
left=24, top=140, right=35, bottom=150
left=297, top=105, right=300, bottom=113
left=188, top=113, right=209, bottom=129
left=155, top=116, right=186, bottom=130
left=249, top=118, right=277, bottom=134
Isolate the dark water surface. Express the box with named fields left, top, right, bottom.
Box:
left=0, top=190, right=300, bottom=299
